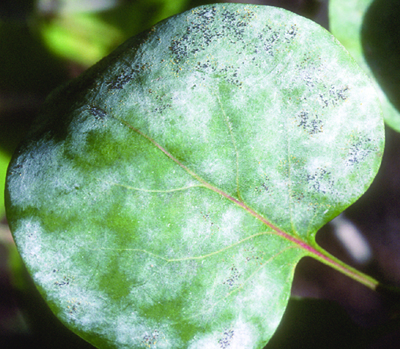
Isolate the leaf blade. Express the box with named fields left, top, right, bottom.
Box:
left=6, top=4, right=384, bottom=348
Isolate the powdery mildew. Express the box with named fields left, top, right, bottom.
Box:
left=188, top=320, right=256, bottom=349
left=6, top=3, right=384, bottom=349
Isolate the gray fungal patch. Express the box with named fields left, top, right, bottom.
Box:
left=218, top=329, right=234, bottom=349
left=319, top=92, right=329, bottom=108
left=256, top=27, right=280, bottom=57
left=194, top=61, right=243, bottom=87
left=66, top=299, right=82, bottom=315
left=223, top=265, right=241, bottom=288
left=195, top=59, right=216, bottom=75
left=151, top=91, right=172, bottom=114
left=220, top=7, right=255, bottom=45
left=217, top=65, right=243, bottom=87
left=201, top=211, right=220, bottom=232
left=169, top=7, right=218, bottom=63
left=169, top=6, right=255, bottom=64
left=291, top=191, right=305, bottom=203
left=347, top=137, right=373, bottom=166
left=244, top=247, right=263, bottom=264
left=106, top=63, right=151, bottom=90
left=295, top=58, right=325, bottom=91
left=8, top=163, right=23, bottom=177
left=89, top=105, right=108, bottom=120
left=255, top=23, right=297, bottom=57
left=285, top=24, right=298, bottom=42
left=307, top=167, right=334, bottom=194
left=319, top=85, right=349, bottom=108
left=153, top=100, right=172, bottom=114
left=297, top=110, right=323, bottom=135
left=329, top=85, right=349, bottom=105
left=54, top=275, right=73, bottom=287
left=106, top=70, right=133, bottom=90
left=302, top=71, right=316, bottom=89
left=52, top=269, right=75, bottom=288
left=255, top=175, right=271, bottom=194
left=142, top=329, right=160, bottom=347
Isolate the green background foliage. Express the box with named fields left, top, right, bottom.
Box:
left=329, top=0, right=400, bottom=132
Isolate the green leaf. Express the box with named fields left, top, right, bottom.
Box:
left=5, top=4, right=384, bottom=349
left=0, top=149, right=11, bottom=217
left=39, top=0, right=190, bottom=66
left=40, top=12, right=124, bottom=66
left=329, top=0, right=400, bottom=132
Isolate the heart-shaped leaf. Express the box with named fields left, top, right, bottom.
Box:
left=5, top=4, right=384, bottom=349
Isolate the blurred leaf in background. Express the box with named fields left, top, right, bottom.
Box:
left=330, top=0, right=400, bottom=133
left=0, top=151, right=9, bottom=217
left=38, top=0, right=190, bottom=66
left=0, top=0, right=70, bottom=158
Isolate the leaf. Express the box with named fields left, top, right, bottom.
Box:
left=0, top=148, right=11, bottom=217
left=5, top=4, right=384, bottom=349
left=329, top=0, right=400, bottom=132
left=39, top=0, right=190, bottom=66
left=40, top=12, right=124, bottom=66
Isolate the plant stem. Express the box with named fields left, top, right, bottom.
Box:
left=305, top=243, right=379, bottom=290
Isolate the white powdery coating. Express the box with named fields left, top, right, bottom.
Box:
left=189, top=319, right=256, bottom=349
left=66, top=112, right=100, bottom=145
left=15, top=219, right=175, bottom=348
left=199, top=157, right=235, bottom=188
left=239, top=267, right=289, bottom=333
left=113, top=312, right=146, bottom=347
left=6, top=4, right=384, bottom=349
left=15, top=218, right=44, bottom=264
left=218, top=207, right=246, bottom=244
left=14, top=218, right=107, bottom=328
left=7, top=139, right=59, bottom=209
left=305, top=157, right=333, bottom=174
left=112, top=312, right=182, bottom=349
left=170, top=86, right=214, bottom=139
left=180, top=202, right=248, bottom=254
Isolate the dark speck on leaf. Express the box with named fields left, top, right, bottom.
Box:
left=106, top=71, right=133, bottom=90
left=89, top=106, right=108, bottom=120
left=219, top=329, right=234, bottom=349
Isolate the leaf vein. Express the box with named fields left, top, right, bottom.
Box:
left=105, top=181, right=205, bottom=193
left=84, top=231, right=279, bottom=262
left=171, top=245, right=299, bottom=326
left=214, top=90, right=242, bottom=201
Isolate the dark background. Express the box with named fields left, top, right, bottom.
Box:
left=1, top=1, right=400, bottom=348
